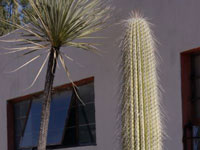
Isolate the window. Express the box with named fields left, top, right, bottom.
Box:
left=7, top=77, right=96, bottom=150
left=181, top=49, right=200, bottom=150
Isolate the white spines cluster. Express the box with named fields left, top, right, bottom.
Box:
left=121, top=13, right=162, bottom=150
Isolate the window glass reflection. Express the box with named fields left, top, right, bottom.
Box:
left=13, top=79, right=96, bottom=150
left=19, top=91, right=72, bottom=148
left=193, top=126, right=200, bottom=150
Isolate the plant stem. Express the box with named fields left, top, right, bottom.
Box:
left=37, top=47, right=59, bottom=150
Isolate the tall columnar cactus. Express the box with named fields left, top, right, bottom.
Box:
left=120, top=13, right=162, bottom=150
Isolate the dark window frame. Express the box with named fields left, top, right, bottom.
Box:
left=181, top=48, right=200, bottom=150
left=7, top=76, right=96, bottom=150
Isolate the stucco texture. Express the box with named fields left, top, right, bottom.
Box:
left=1, top=0, right=200, bottom=150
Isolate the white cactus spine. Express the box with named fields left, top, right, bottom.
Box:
left=120, top=13, right=162, bottom=150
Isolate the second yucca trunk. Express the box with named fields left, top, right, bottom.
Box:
left=121, top=13, right=162, bottom=150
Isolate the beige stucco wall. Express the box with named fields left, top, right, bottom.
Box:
left=2, top=0, right=200, bottom=150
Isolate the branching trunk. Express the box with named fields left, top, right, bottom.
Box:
left=37, top=47, right=59, bottom=150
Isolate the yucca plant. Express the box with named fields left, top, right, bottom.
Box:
left=0, top=0, right=110, bottom=150
left=120, top=13, right=162, bottom=150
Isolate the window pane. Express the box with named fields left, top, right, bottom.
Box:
left=15, top=135, right=21, bottom=150
left=19, top=98, right=42, bottom=148
left=19, top=91, right=72, bottom=148
left=67, top=107, right=76, bottom=127
left=78, top=82, right=94, bottom=105
left=193, top=126, right=200, bottom=138
left=79, top=124, right=96, bottom=145
left=62, top=127, right=77, bottom=146
left=79, top=103, right=95, bottom=125
left=194, top=55, right=200, bottom=77
left=12, top=78, right=96, bottom=149
left=15, top=118, right=26, bottom=136
left=191, top=55, right=200, bottom=120
left=14, top=100, right=31, bottom=118
left=67, top=103, right=95, bottom=127
left=192, top=100, right=200, bottom=119
left=193, top=139, right=200, bottom=150
left=194, top=79, right=200, bottom=98
left=47, top=91, right=72, bottom=145
left=14, top=100, right=31, bottom=149
left=193, top=126, right=200, bottom=150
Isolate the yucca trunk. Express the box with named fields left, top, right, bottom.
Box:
left=121, top=14, right=162, bottom=150
left=38, top=47, right=59, bottom=150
